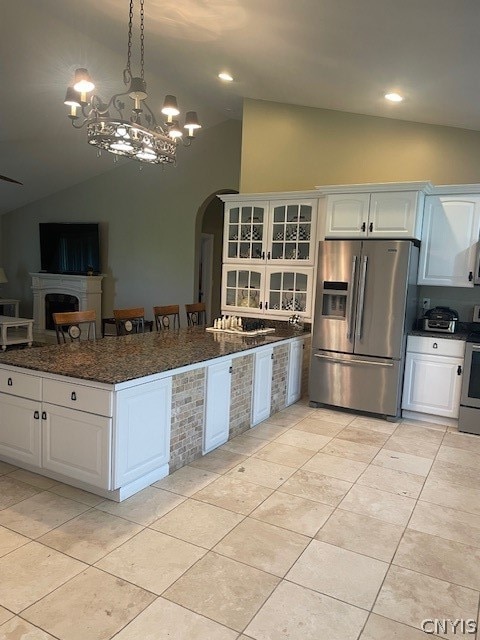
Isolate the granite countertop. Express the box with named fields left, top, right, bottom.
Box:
left=409, top=329, right=468, bottom=341
left=0, top=326, right=309, bottom=385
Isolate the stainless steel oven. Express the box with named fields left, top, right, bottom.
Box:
left=459, top=340, right=480, bottom=434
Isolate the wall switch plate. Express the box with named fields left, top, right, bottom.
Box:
left=422, top=298, right=431, bottom=311
left=474, top=305, right=480, bottom=323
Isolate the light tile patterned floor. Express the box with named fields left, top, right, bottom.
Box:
left=0, top=401, right=480, bottom=639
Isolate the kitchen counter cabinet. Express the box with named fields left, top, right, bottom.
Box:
left=402, top=335, right=465, bottom=424
left=324, top=190, right=425, bottom=239
left=0, top=328, right=307, bottom=500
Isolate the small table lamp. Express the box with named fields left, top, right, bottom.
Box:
left=0, top=268, right=8, bottom=297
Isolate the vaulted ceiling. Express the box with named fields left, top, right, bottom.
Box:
left=2, top=0, right=480, bottom=215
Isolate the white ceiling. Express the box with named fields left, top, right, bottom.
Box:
left=2, top=0, right=480, bottom=215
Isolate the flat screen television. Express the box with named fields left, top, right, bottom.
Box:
left=39, top=223, right=100, bottom=275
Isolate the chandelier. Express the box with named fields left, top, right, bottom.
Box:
left=64, top=0, right=201, bottom=165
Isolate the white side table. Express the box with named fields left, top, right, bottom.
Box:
left=0, top=315, right=34, bottom=350
left=0, top=299, right=20, bottom=317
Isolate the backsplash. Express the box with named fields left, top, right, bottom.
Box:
left=419, top=286, right=480, bottom=322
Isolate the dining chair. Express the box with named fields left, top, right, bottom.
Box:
left=185, top=302, right=207, bottom=326
left=53, top=310, right=97, bottom=344
left=153, top=305, right=181, bottom=330
left=113, top=307, right=145, bottom=335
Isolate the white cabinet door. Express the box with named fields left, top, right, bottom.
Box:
left=0, top=393, right=41, bottom=466
left=369, top=191, right=422, bottom=239
left=42, top=403, right=112, bottom=489
left=204, top=360, right=232, bottom=453
left=325, top=194, right=370, bottom=238
left=221, top=265, right=264, bottom=316
left=418, top=196, right=480, bottom=287
left=114, top=378, right=172, bottom=488
left=287, top=340, right=304, bottom=406
left=265, top=267, right=313, bottom=318
left=223, top=202, right=269, bottom=264
left=402, top=353, right=463, bottom=418
left=252, top=347, right=273, bottom=425
left=268, top=200, right=318, bottom=265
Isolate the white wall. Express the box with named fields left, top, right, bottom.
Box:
left=1, top=119, right=241, bottom=322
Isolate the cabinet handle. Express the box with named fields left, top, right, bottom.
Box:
left=361, top=222, right=366, bottom=232
left=259, top=301, right=263, bottom=309
left=229, top=365, right=233, bottom=374
left=433, top=342, right=438, bottom=349
left=41, top=411, right=47, bottom=420
left=7, top=377, right=12, bottom=386
left=267, top=251, right=271, bottom=260
left=369, top=222, right=373, bottom=232
left=261, top=251, right=265, bottom=260
left=71, top=391, right=77, bottom=401
left=265, top=301, right=269, bottom=310
left=457, top=365, right=462, bottom=375
left=34, top=410, right=39, bottom=419
left=469, top=271, right=473, bottom=282
left=271, top=352, right=274, bottom=359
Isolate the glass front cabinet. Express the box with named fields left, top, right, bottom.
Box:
left=221, top=195, right=319, bottom=321
left=221, top=266, right=314, bottom=319
left=223, top=199, right=318, bottom=267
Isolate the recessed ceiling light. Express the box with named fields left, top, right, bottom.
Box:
left=218, top=72, right=233, bottom=82
left=385, top=92, right=403, bottom=102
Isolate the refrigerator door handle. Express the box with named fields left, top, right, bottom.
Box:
left=346, top=256, right=358, bottom=341
left=355, top=255, right=368, bottom=340
left=314, top=353, right=394, bottom=367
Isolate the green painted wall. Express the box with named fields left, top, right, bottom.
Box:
left=240, top=98, right=480, bottom=192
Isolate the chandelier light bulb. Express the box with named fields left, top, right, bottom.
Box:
left=73, top=68, right=95, bottom=96
left=169, top=121, right=183, bottom=139
left=161, top=95, right=180, bottom=123
left=184, top=111, right=201, bottom=137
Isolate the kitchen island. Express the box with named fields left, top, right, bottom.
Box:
left=0, top=327, right=309, bottom=501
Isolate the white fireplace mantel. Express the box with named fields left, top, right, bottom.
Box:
left=31, top=273, right=104, bottom=341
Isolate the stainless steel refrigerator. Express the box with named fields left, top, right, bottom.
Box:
left=310, top=240, right=418, bottom=417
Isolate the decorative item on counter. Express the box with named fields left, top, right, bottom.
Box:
left=289, top=314, right=305, bottom=331
left=207, top=316, right=273, bottom=336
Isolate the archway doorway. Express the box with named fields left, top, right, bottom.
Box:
left=195, top=189, right=237, bottom=322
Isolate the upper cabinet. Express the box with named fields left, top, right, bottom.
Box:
left=418, top=195, right=480, bottom=287
left=223, top=198, right=318, bottom=266
left=325, top=190, right=424, bottom=239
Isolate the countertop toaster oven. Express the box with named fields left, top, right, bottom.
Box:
left=423, top=306, right=458, bottom=333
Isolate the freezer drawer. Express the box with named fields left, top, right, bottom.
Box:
left=310, top=350, right=403, bottom=417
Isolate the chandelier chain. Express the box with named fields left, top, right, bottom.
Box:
left=140, top=0, right=145, bottom=80
left=126, top=0, right=134, bottom=76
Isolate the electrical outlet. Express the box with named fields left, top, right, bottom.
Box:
left=422, top=298, right=431, bottom=311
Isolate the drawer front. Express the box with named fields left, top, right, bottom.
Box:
left=0, top=369, right=42, bottom=400
left=407, top=335, right=465, bottom=358
left=43, top=379, right=113, bottom=417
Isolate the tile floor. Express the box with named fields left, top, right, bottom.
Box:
left=0, top=402, right=480, bottom=639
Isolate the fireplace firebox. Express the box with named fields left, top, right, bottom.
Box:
left=44, top=294, right=79, bottom=330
